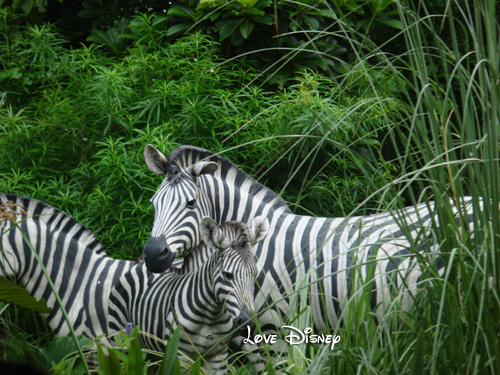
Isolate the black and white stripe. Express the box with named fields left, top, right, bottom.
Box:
left=0, top=193, right=134, bottom=338
left=142, top=145, right=476, bottom=333
left=0, top=193, right=268, bottom=370
left=109, top=217, right=267, bottom=374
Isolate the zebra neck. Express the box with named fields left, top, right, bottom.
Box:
left=204, top=172, right=291, bottom=224
left=169, top=242, right=219, bottom=306
left=179, top=242, right=215, bottom=274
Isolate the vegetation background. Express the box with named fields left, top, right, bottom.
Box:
left=0, top=0, right=499, bottom=374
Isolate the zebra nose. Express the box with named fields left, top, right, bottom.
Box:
left=143, top=236, right=176, bottom=273
left=234, top=309, right=256, bottom=334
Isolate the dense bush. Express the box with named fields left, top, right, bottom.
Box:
left=3, top=0, right=406, bottom=85
left=0, top=17, right=402, bottom=258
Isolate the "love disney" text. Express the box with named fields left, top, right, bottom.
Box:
left=243, top=326, right=341, bottom=350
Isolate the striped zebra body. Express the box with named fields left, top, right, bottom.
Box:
left=109, top=217, right=267, bottom=374
left=0, top=193, right=135, bottom=338
left=1, top=193, right=267, bottom=370
left=142, top=145, right=476, bottom=333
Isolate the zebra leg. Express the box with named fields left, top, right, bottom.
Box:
left=199, top=349, right=229, bottom=375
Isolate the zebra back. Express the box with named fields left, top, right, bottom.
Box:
left=0, top=193, right=134, bottom=337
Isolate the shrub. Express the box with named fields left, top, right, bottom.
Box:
left=0, top=22, right=401, bottom=258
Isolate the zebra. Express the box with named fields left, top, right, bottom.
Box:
left=108, top=216, right=268, bottom=374
left=0, top=193, right=267, bottom=370
left=0, top=193, right=135, bottom=339
left=141, top=144, right=476, bottom=335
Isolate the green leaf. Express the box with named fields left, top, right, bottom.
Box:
left=97, top=345, right=124, bottom=375
left=78, top=7, right=108, bottom=19
left=158, top=326, right=182, bottom=375
left=20, top=0, right=34, bottom=15
left=166, top=23, right=192, bottom=38
left=248, top=7, right=265, bottom=16
left=217, top=18, right=244, bottom=41
left=97, top=344, right=123, bottom=375
left=376, top=17, right=403, bottom=29
left=43, top=336, right=93, bottom=364
left=239, top=0, right=259, bottom=7
left=209, top=10, right=223, bottom=22
left=306, top=57, right=328, bottom=70
left=0, top=68, right=22, bottom=81
left=168, top=4, right=195, bottom=19
left=51, top=356, right=77, bottom=375
left=127, top=326, right=144, bottom=375
left=190, top=361, right=201, bottom=375
left=86, top=29, right=110, bottom=45
left=253, top=14, right=274, bottom=24
left=303, top=15, right=320, bottom=29
left=265, top=360, right=278, bottom=375
left=231, top=30, right=245, bottom=46
left=240, top=19, right=254, bottom=39
left=410, top=327, right=425, bottom=375
left=197, top=0, right=224, bottom=9
left=371, top=0, right=393, bottom=15
left=118, top=33, right=140, bottom=41
left=0, top=276, right=51, bottom=313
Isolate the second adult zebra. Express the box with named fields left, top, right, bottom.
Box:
left=142, top=145, right=476, bottom=334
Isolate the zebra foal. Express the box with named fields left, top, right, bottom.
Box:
left=109, top=216, right=268, bottom=374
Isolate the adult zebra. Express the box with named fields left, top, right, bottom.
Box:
left=142, top=145, right=475, bottom=333
left=0, top=193, right=264, bottom=363
left=109, top=216, right=268, bottom=374
left=0, top=193, right=134, bottom=338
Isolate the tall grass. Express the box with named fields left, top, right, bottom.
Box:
left=391, top=1, right=500, bottom=373
left=225, top=1, right=500, bottom=374
left=338, top=1, right=498, bottom=374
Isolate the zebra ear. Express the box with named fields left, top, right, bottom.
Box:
left=249, top=216, right=269, bottom=245
left=190, top=161, right=218, bottom=177
left=144, top=144, right=169, bottom=175
left=201, top=217, right=231, bottom=250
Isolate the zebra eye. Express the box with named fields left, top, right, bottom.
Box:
left=186, top=199, right=196, bottom=209
left=223, top=271, right=234, bottom=281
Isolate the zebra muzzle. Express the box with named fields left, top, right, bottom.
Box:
left=233, top=308, right=256, bottom=335
left=142, top=236, right=176, bottom=273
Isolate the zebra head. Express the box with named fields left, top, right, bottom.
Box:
left=200, top=216, right=269, bottom=335
left=143, top=144, right=218, bottom=273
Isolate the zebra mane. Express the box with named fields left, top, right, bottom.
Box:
left=1, top=193, right=106, bottom=255
left=176, top=221, right=253, bottom=274
left=168, top=145, right=292, bottom=213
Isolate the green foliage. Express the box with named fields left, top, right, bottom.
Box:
left=0, top=304, right=52, bottom=372
left=92, top=326, right=185, bottom=375
left=0, top=276, right=51, bottom=313
left=0, top=22, right=397, bottom=257
left=2, top=0, right=405, bottom=84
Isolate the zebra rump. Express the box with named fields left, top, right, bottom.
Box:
left=0, top=193, right=135, bottom=338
